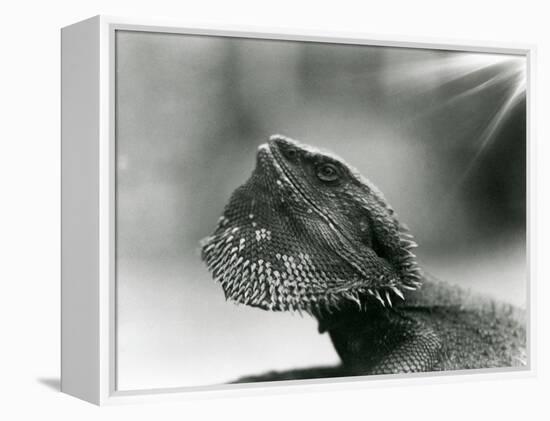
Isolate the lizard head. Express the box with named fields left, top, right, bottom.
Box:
left=201, top=135, right=422, bottom=313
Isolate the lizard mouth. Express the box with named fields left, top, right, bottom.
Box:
left=254, top=142, right=286, bottom=181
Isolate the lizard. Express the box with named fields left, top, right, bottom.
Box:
left=200, top=134, right=527, bottom=381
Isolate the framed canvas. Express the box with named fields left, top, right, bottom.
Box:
left=61, top=15, right=534, bottom=405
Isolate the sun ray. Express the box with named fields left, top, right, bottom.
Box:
left=449, top=70, right=526, bottom=196
left=410, top=65, right=523, bottom=122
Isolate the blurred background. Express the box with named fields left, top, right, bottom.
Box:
left=115, top=31, right=526, bottom=391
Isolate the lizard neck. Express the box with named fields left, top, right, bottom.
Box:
left=315, top=304, right=415, bottom=372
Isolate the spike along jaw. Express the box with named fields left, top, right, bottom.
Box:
left=201, top=135, right=422, bottom=313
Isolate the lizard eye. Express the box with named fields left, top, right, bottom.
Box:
left=316, top=163, right=340, bottom=182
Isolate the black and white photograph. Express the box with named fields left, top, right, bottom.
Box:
left=115, top=30, right=527, bottom=391
left=4, top=0, right=550, bottom=418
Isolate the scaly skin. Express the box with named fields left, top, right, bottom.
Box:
left=201, top=135, right=526, bottom=381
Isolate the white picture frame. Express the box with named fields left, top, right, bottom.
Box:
left=61, top=15, right=535, bottom=405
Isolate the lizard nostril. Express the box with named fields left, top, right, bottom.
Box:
left=285, top=148, right=297, bottom=159
left=280, top=146, right=299, bottom=161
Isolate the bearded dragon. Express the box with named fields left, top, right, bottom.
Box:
left=201, top=135, right=526, bottom=381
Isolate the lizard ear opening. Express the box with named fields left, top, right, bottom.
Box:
left=360, top=203, right=423, bottom=290
left=370, top=225, right=393, bottom=263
